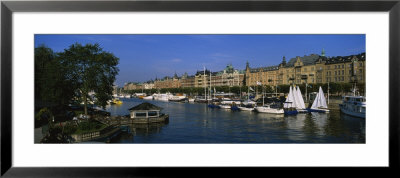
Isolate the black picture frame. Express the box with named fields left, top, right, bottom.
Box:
left=1, top=0, right=399, bottom=177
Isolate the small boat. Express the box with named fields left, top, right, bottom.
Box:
left=230, top=103, right=240, bottom=111
left=218, top=104, right=231, bottom=109
left=307, top=86, right=330, bottom=113
left=221, top=99, right=241, bottom=105
left=339, top=96, right=366, bottom=118
left=188, top=98, right=195, bottom=102
left=255, top=105, right=284, bottom=114
left=154, top=93, right=173, bottom=101
left=143, top=96, right=154, bottom=100
left=257, top=86, right=284, bottom=114
left=168, top=95, right=188, bottom=102
left=238, top=103, right=255, bottom=111
left=111, top=98, right=123, bottom=105
left=238, top=106, right=255, bottom=111
left=241, top=99, right=256, bottom=106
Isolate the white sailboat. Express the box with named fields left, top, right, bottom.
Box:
left=283, top=86, right=298, bottom=115
left=308, top=86, right=330, bottom=113
left=295, top=86, right=308, bottom=113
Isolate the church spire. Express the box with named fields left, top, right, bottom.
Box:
left=321, top=48, right=326, bottom=57
left=282, top=56, right=286, bottom=65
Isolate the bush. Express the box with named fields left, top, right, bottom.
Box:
left=35, top=107, right=53, bottom=128
left=75, top=119, right=107, bottom=134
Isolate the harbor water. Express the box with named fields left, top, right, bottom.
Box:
left=104, top=98, right=365, bottom=143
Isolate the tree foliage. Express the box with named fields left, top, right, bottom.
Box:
left=35, top=45, right=75, bottom=105
left=35, top=43, right=119, bottom=116
left=58, top=43, right=119, bottom=114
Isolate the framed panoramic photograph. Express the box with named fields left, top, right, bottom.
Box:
left=1, top=0, right=399, bottom=177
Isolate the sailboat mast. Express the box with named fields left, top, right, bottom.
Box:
left=204, top=66, right=206, bottom=100
left=262, top=85, right=265, bottom=106
left=209, top=70, right=212, bottom=102
left=248, top=85, right=250, bottom=100
left=327, top=82, right=330, bottom=104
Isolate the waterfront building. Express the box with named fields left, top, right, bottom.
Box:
left=180, top=72, right=196, bottom=88
left=154, top=74, right=181, bottom=89
left=245, top=50, right=366, bottom=86
left=195, top=64, right=245, bottom=88
left=214, top=64, right=245, bottom=87
left=143, top=82, right=154, bottom=90
left=124, top=50, right=365, bottom=90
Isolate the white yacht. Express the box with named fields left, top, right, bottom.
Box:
left=255, top=105, right=284, bottom=114
left=153, top=93, right=173, bottom=101
left=168, top=95, right=188, bottom=102
left=339, top=96, right=366, bottom=118
left=238, top=105, right=255, bottom=111
left=143, top=95, right=154, bottom=100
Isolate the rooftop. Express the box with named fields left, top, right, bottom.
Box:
left=128, top=102, right=163, bottom=111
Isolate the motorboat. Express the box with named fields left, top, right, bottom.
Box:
left=255, top=104, right=284, bottom=114
left=153, top=93, right=173, bottom=101
left=238, top=105, right=255, bottom=111
left=218, top=104, right=231, bottom=109
left=168, top=95, right=188, bottom=102
left=143, top=95, right=154, bottom=100
left=339, top=96, right=366, bottom=118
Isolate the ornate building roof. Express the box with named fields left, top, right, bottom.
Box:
left=285, top=54, right=320, bottom=67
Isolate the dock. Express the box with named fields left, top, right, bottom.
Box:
left=94, top=114, right=169, bottom=126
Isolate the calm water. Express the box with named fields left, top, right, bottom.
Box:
left=103, top=98, right=365, bottom=143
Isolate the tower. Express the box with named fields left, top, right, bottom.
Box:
left=282, top=56, right=286, bottom=65
left=321, top=48, right=326, bottom=57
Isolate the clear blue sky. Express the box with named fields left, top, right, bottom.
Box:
left=35, top=34, right=365, bottom=87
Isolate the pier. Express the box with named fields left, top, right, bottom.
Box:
left=94, top=114, right=169, bottom=126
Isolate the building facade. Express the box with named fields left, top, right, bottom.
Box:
left=194, top=64, right=245, bottom=88
left=246, top=51, right=366, bottom=86
left=124, top=51, right=365, bottom=90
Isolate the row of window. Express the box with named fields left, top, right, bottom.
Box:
left=326, top=69, right=363, bottom=76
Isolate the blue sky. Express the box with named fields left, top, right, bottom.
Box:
left=35, top=34, right=365, bottom=87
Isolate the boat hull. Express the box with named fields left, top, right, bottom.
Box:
left=284, top=110, right=298, bottom=115
left=207, top=104, right=220, bottom=109
left=297, top=109, right=310, bottom=113
left=307, top=108, right=330, bottom=113
left=231, top=106, right=240, bottom=111
left=255, top=107, right=284, bottom=114
left=219, top=105, right=231, bottom=109
left=339, top=104, right=365, bottom=118
left=238, top=107, right=254, bottom=111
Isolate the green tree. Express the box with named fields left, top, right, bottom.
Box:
left=35, top=45, right=75, bottom=106
left=58, top=43, right=119, bottom=115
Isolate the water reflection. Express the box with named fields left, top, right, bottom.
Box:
left=102, top=98, right=365, bottom=143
